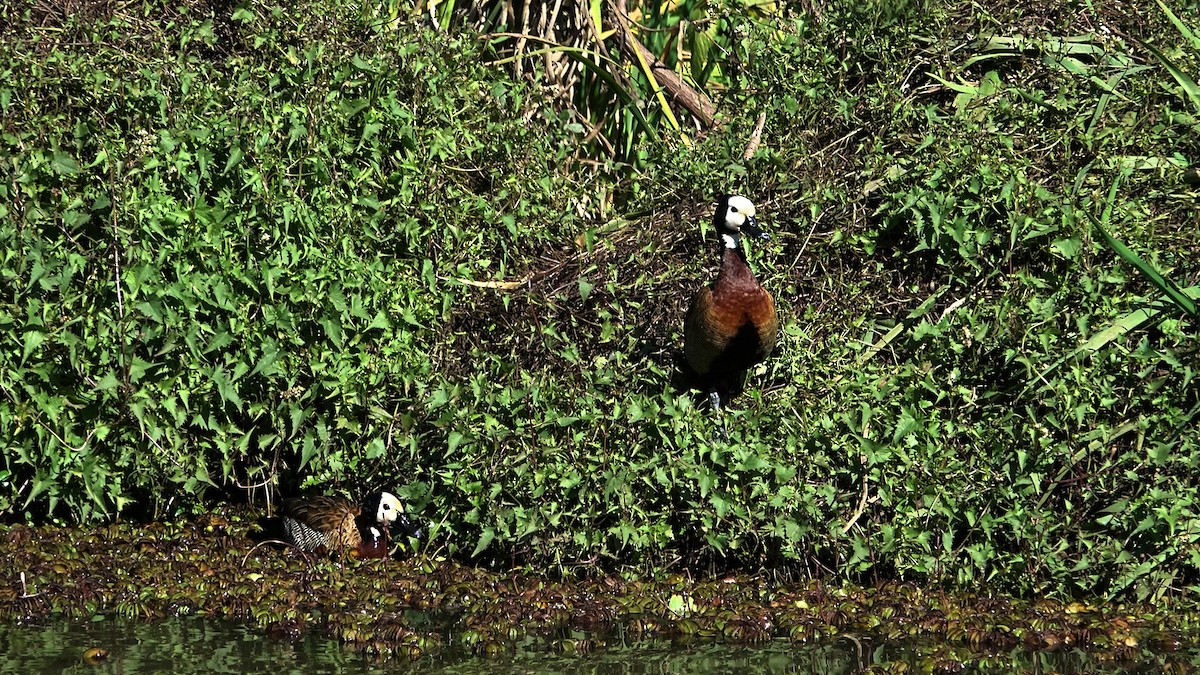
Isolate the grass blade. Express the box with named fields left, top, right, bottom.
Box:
left=1143, top=42, right=1200, bottom=114
left=1086, top=210, right=1199, bottom=319
left=1155, top=0, right=1200, bottom=50
left=626, top=30, right=683, bottom=133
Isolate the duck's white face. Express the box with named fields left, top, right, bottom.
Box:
left=375, top=492, right=403, bottom=525
left=719, top=195, right=767, bottom=249
left=723, top=195, right=757, bottom=231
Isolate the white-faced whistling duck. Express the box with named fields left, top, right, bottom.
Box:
left=684, top=195, right=778, bottom=410
left=280, top=492, right=420, bottom=558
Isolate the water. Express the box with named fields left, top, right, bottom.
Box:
left=0, top=619, right=877, bottom=673
left=0, top=617, right=361, bottom=674
left=0, top=616, right=1193, bottom=673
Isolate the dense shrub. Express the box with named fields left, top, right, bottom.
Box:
left=2, top=0, right=1199, bottom=600
left=0, top=0, right=601, bottom=519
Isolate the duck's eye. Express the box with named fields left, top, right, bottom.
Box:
left=383, top=503, right=392, bottom=511
left=730, top=206, right=739, bottom=213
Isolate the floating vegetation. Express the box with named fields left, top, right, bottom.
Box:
left=82, top=646, right=109, bottom=664
left=2, top=507, right=1200, bottom=670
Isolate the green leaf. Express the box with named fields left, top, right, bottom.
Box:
left=320, top=316, right=344, bottom=347
left=21, top=331, right=46, bottom=363
left=250, top=342, right=280, bottom=377
left=668, top=594, right=686, bottom=616
left=51, top=152, right=79, bottom=176
left=690, top=26, right=715, bottom=87
left=352, top=55, right=378, bottom=73
left=893, top=410, right=920, bottom=442
left=471, top=526, right=495, bottom=557
left=300, top=434, right=319, bottom=471
left=1051, top=237, right=1082, bottom=260
left=193, top=462, right=217, bottom=489
left=368, top=310, right=391, bottom=331
left=224, top=146, right=244, bottom=174
left=211, top=367, right=244, bottom=407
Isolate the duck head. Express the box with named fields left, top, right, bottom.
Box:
left=713, top=194, right=769, bottom=249
left=364, top=491, right=423, bottom=540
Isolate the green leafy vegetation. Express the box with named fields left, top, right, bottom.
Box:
left=2, top=0, right=1199, bottom=602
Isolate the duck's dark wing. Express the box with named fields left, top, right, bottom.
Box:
left=685, top=286, right=730, bottom=376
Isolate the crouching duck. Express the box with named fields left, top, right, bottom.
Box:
left=684, top=195, right=778, bottom=410
left=278, top=491, right=422, bottom=559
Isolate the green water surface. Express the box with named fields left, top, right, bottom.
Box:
left=0, top=617, right=1189, bottom=674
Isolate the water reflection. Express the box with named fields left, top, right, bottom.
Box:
left=421, top=641, right=864, bottom=675
left=0, top=617, right=1194, bottom=674
left=0, top=617, right=364, bottom=674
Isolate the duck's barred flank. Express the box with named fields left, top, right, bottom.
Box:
left=280, top=495, right=365, bottom=552
left=278, top=492, right=417, bottom=558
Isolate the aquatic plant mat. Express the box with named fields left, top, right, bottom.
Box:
left=3, top=510, right=1200, bottom=671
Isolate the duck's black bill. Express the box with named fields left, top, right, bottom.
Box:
left=743, top=215, right=770, bottom=241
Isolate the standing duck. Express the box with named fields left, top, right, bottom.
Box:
left=684, top=195, right=778, bottom=410
left=279, top=491, right=420, bottom=558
